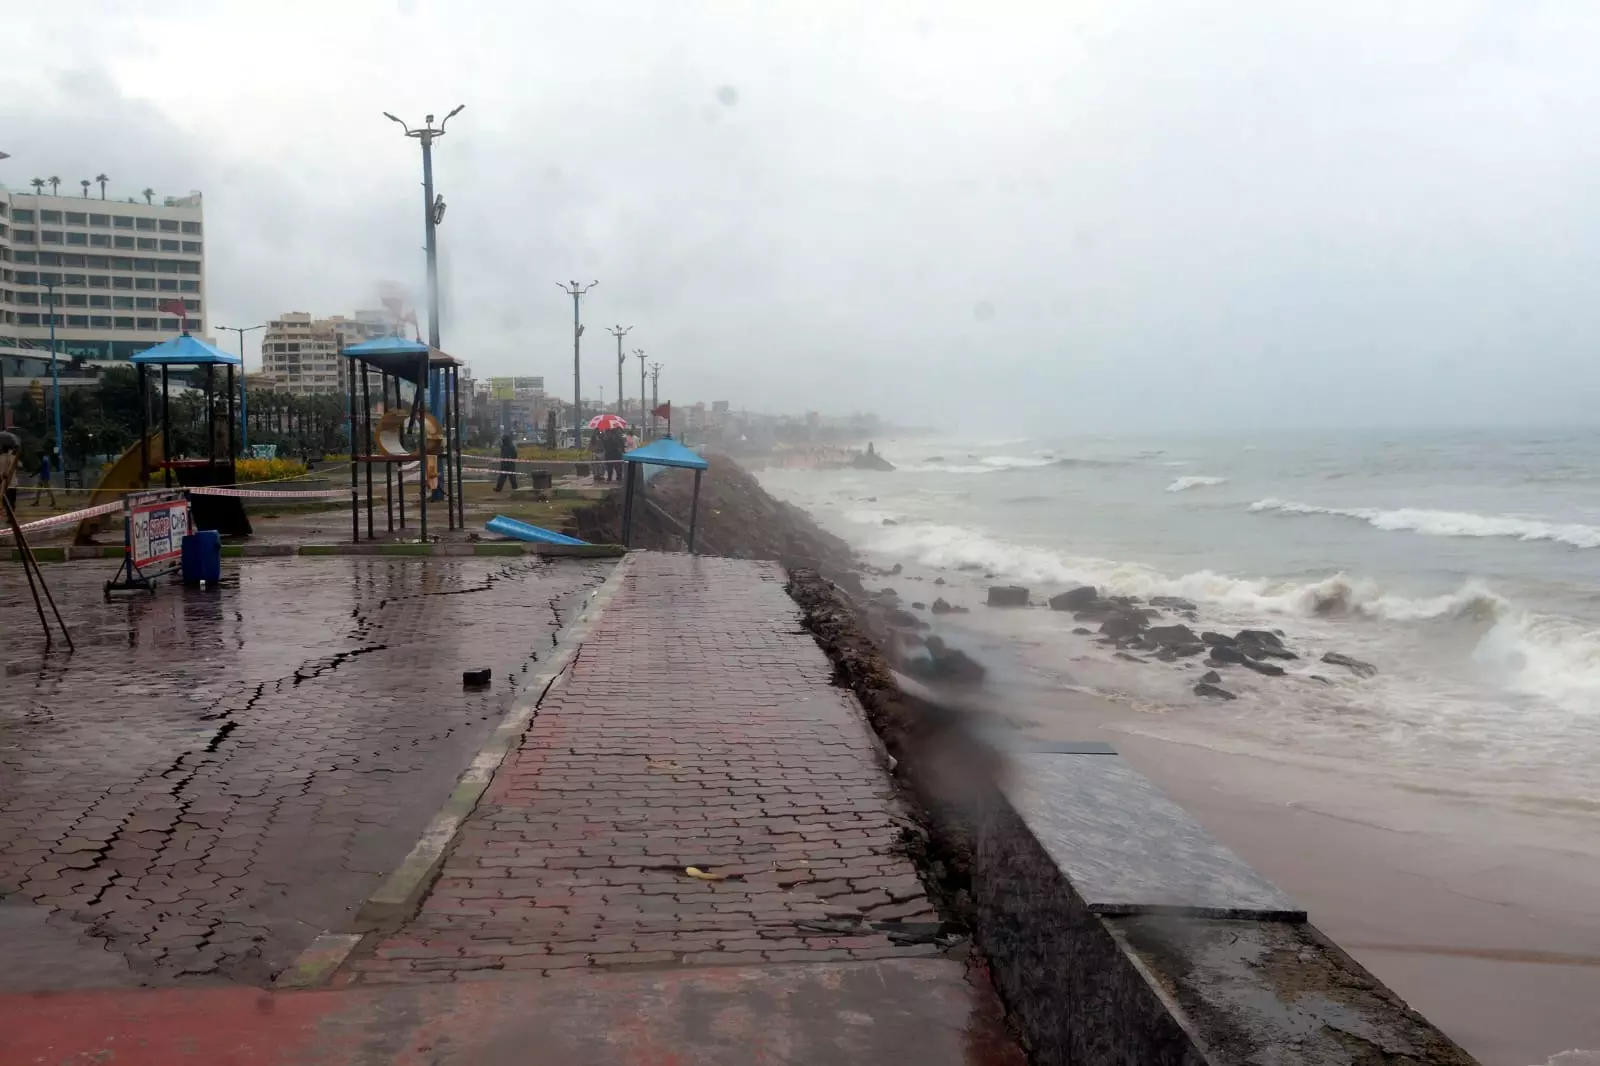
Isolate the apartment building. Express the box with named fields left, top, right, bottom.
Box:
left=0, top=185, right=206, bottom=366
left=258, top=311, right=390, bottom=395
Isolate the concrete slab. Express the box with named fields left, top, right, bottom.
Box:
left=1004, top=752, right=1305, bottom=920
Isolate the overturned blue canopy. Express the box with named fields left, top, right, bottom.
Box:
left=340, top=335, right=460, bottom=385
left=129, top=333, right=241, bottom=366
left=623, top=437, right=708, bottom=470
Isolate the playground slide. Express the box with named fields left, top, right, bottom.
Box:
left=485, top=514, right=588, bottom=546
left=74, top=432, right=164, bottom=544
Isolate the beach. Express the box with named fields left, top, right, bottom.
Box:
left=754, top=430, right=1600, bottom=1066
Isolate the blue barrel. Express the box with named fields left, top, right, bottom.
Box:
left=181, top=530, right=222, bottom=585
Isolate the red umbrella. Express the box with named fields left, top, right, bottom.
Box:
left=587, top=414, right=629, bottom=431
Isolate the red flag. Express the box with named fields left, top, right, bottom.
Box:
left=158, top=298, right=189, bottom=329
left=652, top=402, right=671, bottom=419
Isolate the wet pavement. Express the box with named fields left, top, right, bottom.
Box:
left=0, top=555, right=612, bottom=986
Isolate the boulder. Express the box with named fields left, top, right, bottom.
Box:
left=1201, top=631, right=1236, bottom=647
left=1098, top=611, right=1148, bottom=641
left=1171, top=644, right=1206, bottom=658
left=1235, top=629, right=1284, bottom=650
left=931, top=597, right=955, bottom=614
left=934, top=577, right=947, bottom=585
left=987, top=586, right=1030, bottom=608
left=1193, top=682, right=1238, bottom=701
left=1208, top=644, right=1247, bottom=665
left=1322, top=651, right=1378, bottom=678
left=1199, top=670, right=1222, bottom=684
left=889, top=564, right=903, bottom=575
left=911, top=602, right=927, bottom=611
left=1150, top=596, right=1197, bottom=611
left=882, top=518, right=899, bottom=526
left=1049, top=586, right=1100, bottom=612
left=1240, top=658, right=1285, bottom=677
left=913, top=635, right=986, bottom=681
left=851, top=450, right=896, bottom=471
left=1114, top=651, right=1146, bottom=663
left=883, top=607, right=928, bottom=631
left=1146, top=623, right=1200, bottom=647
left=1071, top=627, right=1093, bottom=636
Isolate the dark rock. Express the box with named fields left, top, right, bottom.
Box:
left=931, top=597, right=955, bottom=614
left=1150, top=596, right=1197, bottom=611
left=462, top=666, right=492, bottom=688
left=1201, top=631, right=1236, bottom=647
left=851, top=450, right=896, bottom=471
left=911, top=602, right=926, bottom=610
left=884, top=607, right=927, bottom=630
left=1309, top=675, right=1333, bottom=685
left=882, top=518, right=898, bottom=526
left=1194, top=682, right=1237, bottom=701
left=1200, top=670, right=1222, bottom=684
left=1071, top=627, right=1093, bottom=636
left=1322, top=651, right=1378, bottom=677
left=1098, top=610, right=1149, bottom=641
left=934, top=577, right=947, bottom=585
left=1155, top=648, right=1179, bottom=662
left=987, top=585, right=1030, bottom=608
left=985, top=572, right=998, bottom=580
left=911, top=635, right=986, bottom=681
left=1146, top=623, right=1200, bottom=647
left=879, top=587, right=898, bottom=599
left=1241, top=658, right=1285, bottom=677
left=1171, top=644, right=1206, bottom=658
left=957, top=564, right=983, bottom=572
left=1208, top=644, right=1247, bottom=665
left=1114, top=651, right=1146, bottom=663
left=889, top=564, right=903, bottom=575
left=1049, top=586, right=1100, bottom=612
left=1235, top=629, right=1284, bottom=649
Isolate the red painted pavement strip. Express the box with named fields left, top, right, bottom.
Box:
left=0, top=959, right=1024, bottom=1065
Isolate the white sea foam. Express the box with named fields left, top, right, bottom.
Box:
left=1250, top=498, right=1600, bottom=549
left=866, top=520, right=1599, bottom=715
left=1167, top=475, right=1228, bottom=492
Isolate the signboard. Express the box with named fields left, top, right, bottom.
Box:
left=491, top=377, right=516, bottom=400
left=513, top=376, right=544, bottom=391
left=130, top=497, right=190, bottom=567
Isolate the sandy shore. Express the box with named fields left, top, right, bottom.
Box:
left=949, top=649, right=1600, bottom=1066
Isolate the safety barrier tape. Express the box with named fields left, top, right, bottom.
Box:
left=0, top=500, right=124, bottom=538
left=188, top=486, right=351, bottom=499
left=458, top=456, right=613, bottom=469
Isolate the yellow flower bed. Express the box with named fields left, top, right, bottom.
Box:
left=234, top=458, right=310, bottom=483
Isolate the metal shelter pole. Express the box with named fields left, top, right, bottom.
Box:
left=452, top=367, right=465, bottom=529
left=396, top=378, right=407, bottom=531
left=441, top=365, right=454, bottom=530
left=138, top=364, right=150, bottom=488
left=160, top=365, right=171, bottom=489
left=383, top=374, right=395, bottom=532
left=418, top=355, right=428, bottom=542
left=348, top=366, right=359, bottom=543
left=621, top=462, right=637, bottom=547
left=362, top=365, right=374, bottom=539
left=688, top=468, right=703, bottom=554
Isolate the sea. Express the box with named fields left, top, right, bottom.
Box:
left=756, top=428, right=1600, bottom=817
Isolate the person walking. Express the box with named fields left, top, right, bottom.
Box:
left=493, top=431, right=519, bottom=492
left=602, top=428, right=626, bottom=483
left=32, top=449, right=56, bottom=507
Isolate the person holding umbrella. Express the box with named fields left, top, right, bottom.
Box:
left=586, top=414, right=630, bottom=484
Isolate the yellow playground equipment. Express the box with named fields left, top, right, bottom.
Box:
left=74, top=431, right=165, bottom=544
left=375, top=408, right=444, bottom=491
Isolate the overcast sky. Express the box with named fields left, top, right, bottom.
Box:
left=6, top=1, right=1599, bottom=434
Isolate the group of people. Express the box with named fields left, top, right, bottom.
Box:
left=490, top=427, right=636, bottom=492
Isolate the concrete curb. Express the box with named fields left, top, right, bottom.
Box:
left=272, top=552, right=637, bottom=989
left=13, top=542, right=625, bottom=562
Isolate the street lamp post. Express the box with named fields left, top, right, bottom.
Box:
left=384, top=105, right=463, bottom=500
left=558, top=281, right=598, bottom=447
left=650, top=361, right=663, bottom=437
left=217, top=324, right=266, bottom=453
left=607, top=326, right=631, bottom=423
left=44, top=280, right=63, bottom=463
left=634, top=349, right=647, bottom=439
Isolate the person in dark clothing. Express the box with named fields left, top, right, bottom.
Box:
left=494, top=431, right=519, bottom=492
left=602, top=428, right=625, bottom=483
left=33, top=450, right=56, bottom=507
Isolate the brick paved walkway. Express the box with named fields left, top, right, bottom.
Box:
left=0, top=556, right=611, bottom=986
left=342, top=553, right=942, bottom=984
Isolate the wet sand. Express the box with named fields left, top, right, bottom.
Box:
left=976, top=673, right=1600, bottom=1066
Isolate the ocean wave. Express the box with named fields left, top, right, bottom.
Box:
left=1250, top=498, right=1600, bottom=549
left=980, top=455, right=1057, bottom=470
left=1167, top=475, right=1228, bottom=492
left=865, top=520, right=1598, bottom=715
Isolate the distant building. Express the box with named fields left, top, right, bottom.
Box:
left=258, top=311, right=388, bottom=395
left=0, top=185, right=207, bottom=365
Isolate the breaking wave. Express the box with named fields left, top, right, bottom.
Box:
left=1167, top=475, right=1228, bottom=492
left=1250, top=498, right=1600, bottom=549
left=866, top=520, right=1600, bottom=715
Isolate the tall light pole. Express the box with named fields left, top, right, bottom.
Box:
left=650, top=361, right=663, bottom=437
left=634, top=349, right=647, bottom=438
left=607, top=325, right=631, bottom=421
left=559, top=281, right=598, bottom=446
left=217, top=324, right=265, bottom=453
left=44, top=279, right=63, bottom=462
left=384, top=106, right=463, bottom=495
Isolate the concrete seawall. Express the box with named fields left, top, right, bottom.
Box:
left=788, top=568, right=1479, bottom=1065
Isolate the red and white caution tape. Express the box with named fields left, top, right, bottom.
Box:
left=459, top=456, right=601, bottom=469
left=188, top=485, right=353, bottom=499
left=0, top=499, right=124, bottom=538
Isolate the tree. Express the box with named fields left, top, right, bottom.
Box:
left=95, top=173, right=109, bottom=199
left=47, top=176, right=60, bottom=195
left=546, top=410, right=558, bottom=449
left=29, top=177, right=44, bottom=194
left=80, top=179, right=91, bottom=197
left=142, top=188, right=154, bottom=205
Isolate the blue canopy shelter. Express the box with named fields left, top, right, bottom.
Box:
left=130, top=332, right=250, bottom=536
left=339, top=335, right=464, bottom=543
left=620, top=437, right=709, bottom=552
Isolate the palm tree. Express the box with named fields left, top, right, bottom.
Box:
left=47, top=176, right=61, bottom=195
left=80, top=179, right=91, bottom=197
left=95, top=174, right=109, bottom=199
left=29, top=177, right=44, bottom=195
left=141, top=188, right=154, bottom=205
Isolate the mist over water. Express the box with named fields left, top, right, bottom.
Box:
left=759, top=428, right=1600, bottom=812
